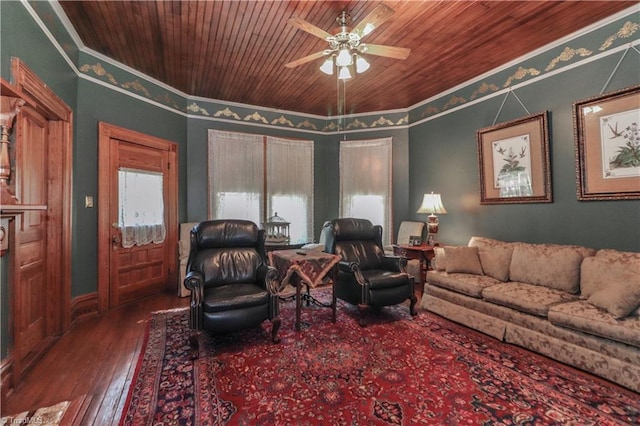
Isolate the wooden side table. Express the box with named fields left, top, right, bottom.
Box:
left=393, top=244, right=436, bottom=283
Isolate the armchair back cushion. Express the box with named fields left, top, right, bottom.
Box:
left=327, top=218, right=385, bottom=270
left=189, top=220, right=266, bottom=287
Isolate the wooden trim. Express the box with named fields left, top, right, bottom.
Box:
left=8, top=58, right=73, bottom=381
left=97, top=124, right=111, bottom=312
left=11, top=58, right=71, bottom=121
left=97, top=122, right=179, bottom=310
left=71, top=292, right=99, bottom=324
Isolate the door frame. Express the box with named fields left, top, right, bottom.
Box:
left=97, top=122, right=178, bottom=311
left=5, top=58, right=73, bottom=384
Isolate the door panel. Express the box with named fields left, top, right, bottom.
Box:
left=15, top=106, right=50, bottom=373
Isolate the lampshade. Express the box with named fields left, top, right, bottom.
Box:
left=338, top=66, right=352, bottom=80
left=336, top=48, right=353, bottom=67
left=319, top=58, right=334, bottom=75
left=355, top=55, right=370, bottom=73
left=416, top=192, right=447, bottom=215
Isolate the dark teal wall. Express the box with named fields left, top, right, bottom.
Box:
left=73, top=80, right=187, bottom=297
left=409, top=51, right=640, bottom=251
left=0, top=2, right=77, bottom=103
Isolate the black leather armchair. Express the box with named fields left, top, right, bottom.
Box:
left=184, top=220, right=281, bottom=343
left=324, top=218, right=417, bottom=325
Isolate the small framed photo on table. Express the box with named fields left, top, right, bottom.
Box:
left=409, top=235, right=422, bottom=246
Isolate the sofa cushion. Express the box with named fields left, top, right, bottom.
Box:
left=588, top=278, right=640, bottom=319
left=482, top=282, right=579, bottom=317
left=595, top=249, right=640, bottom=263
left=444, top=246, right=484, bottom=275
left=580, top=250, right=640, bottom=299
left=427, top=271, right=501, bottom=298
left=509, top=243, right=596, bottom=294
left=548, top=301, right=640, bottom=348
left=468, top=237, right=514, bottom=282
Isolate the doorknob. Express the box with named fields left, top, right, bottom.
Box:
left=112, top=233, right=121, bottom=248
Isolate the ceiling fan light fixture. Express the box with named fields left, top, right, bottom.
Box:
left=355, top=55, right=370, bottom=73
left=336, top=48, right=353, bottom=67
left=320, top=58, right=334, bottom=75
left=338, top=66, right=352, bottom=80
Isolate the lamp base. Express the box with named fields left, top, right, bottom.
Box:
left=426, top=214, right=439, bottom=245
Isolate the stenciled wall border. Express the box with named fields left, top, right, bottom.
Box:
left=25, top=1, right=640, bottom=135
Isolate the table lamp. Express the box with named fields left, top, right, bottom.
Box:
left=416, top=192, right=447, bottom=245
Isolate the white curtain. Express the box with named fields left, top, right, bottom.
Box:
left=208, top=130, right=264, bottom=224
left=118, top=168, right=166, bottom=248
left=339, top=138, right=393, bottom=245
left=266, top=137, right=314, bottom=243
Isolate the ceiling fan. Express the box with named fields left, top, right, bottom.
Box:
left=284, top=4, right=410, bottom=76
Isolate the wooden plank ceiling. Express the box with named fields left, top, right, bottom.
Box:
left=59, top=1, right=636, bottom=116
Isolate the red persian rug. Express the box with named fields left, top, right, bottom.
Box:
left=121, top=290, right=640, bottom=425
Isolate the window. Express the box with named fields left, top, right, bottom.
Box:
left=118, top=168, right=164, bottom=227
left=339, top=138, right=393, bottom=245
left=208, top=131, right=314, bottom=243
left=118, top=168, right=166, bottom=248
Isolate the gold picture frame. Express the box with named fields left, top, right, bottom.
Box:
left=573, top=85, right=640, bottom=201
left=477, top=111, right=552, bottom=204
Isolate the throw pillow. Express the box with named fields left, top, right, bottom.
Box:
left=468, top=237, right=514, bottom=282
left=588, top=279, right=640, bottom=319
left=433, top=246, right=446, bottom=271
left=580, top=257, right=639, bottom=299
left=444, top=246, right=484, bottom=275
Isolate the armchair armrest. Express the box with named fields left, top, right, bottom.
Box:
left=257, top=264, right=280, bottom=294
left=337, top=260, right=367, bottom=285
left=185, top=270, right=204, bottom=329
left=381, top=255, right=406, bottom=273
left=184, top=270, right=204, bottom=292
left=337, top=260, right=354, bottom=273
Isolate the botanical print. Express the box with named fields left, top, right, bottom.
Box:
left=600, top=108, right=640, bottom=179
left=492, top=135, right=533, bottom=197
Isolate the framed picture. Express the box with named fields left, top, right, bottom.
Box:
left=477, top=111, right=552, bottom=204
left=573, top=85, right=640, bottom=201
left=409, top=235, right=422, bottom=246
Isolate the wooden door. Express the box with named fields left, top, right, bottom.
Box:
left=13, top=105, right=52, bottom=375
left=98, top=123, right=178, bottom=309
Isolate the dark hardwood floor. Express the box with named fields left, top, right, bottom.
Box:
left=2, top=291, right=188, bottom=424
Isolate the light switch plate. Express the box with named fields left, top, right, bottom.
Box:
left=85, top=195, right=94, bottom=208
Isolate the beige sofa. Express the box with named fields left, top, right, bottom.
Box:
left=420, top=236, right=640, bottom=392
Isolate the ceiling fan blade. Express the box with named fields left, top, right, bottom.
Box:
left=284, top=50, right=329, bottom=68
left=362, top=44, right=411, bottom=60
left=288, top=17, right=332, bottom=40
left=352, top=4, right=395, bottom=38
